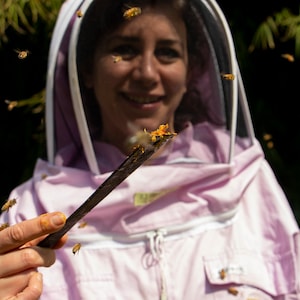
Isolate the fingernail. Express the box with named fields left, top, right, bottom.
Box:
left=51, top=213, right=66, bottom=226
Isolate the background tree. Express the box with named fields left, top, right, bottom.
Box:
left=0, top=0, right=62, bottom=203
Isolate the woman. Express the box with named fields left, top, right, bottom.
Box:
left=1, top=0, right=299, bottom=299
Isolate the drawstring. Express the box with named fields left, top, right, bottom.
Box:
left=147, top=229, right=168, bottom=300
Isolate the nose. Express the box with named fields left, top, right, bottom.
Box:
left=132, top=53, right=159, bottom=88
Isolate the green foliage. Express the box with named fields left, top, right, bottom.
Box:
left=0, top=0, right=62, bottom=204
left=249, top=7, right=300, bottom=58
left=0, top=0, right=63, bottom=44
left=5, top=89, right=45, bottom=111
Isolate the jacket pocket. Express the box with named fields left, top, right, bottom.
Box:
left=203, top=248, right=298, bottom=299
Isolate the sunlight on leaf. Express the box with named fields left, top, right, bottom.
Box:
left=250, top=7, right=300, bottom=58
left=0, top=0, right=63, bottom=45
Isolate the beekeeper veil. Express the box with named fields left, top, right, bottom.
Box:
left=45, top=0, right=255, bottom=175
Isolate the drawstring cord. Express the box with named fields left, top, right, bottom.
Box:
left=147, top=229, right=168, bottom=300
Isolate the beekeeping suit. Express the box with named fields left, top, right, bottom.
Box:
left=1, top=0, right=299, bottom=299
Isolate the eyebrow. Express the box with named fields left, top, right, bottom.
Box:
left=107, top=35, right=184, bottom=48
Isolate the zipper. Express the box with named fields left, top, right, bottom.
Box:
left=67, top=206, right=239, bottom=247
left=147, top=229, right=168, bottom=300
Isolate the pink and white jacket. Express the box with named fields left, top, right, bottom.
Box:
left=1, top=0, right=299, bottom=299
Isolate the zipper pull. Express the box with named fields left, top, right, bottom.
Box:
left=147, top=230, right=168, bottom=300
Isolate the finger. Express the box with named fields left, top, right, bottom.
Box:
left=24, top=233, right=68, bottom=249
left=0, top=269, right=38, bottom=300
left=10, top=272, right=43, bottom=300
left=0, top=212, right=66, bottom=254
left=0, top=247, right=55, bottom=278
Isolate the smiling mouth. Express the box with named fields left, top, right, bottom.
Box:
left=122, top=93, right=162, bottom=104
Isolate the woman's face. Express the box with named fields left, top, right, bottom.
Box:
left=86, top=5, right=188, bottom=151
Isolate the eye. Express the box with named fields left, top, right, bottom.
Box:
left=112, top=45, right=138, bottom=60
left=155, top=47, right=180, bottom=62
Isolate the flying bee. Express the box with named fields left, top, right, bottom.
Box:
left=219, top=268, right=226, bottom=280
left=112, top=55, right=122, bottom=63
left=72, top=243, right=81, bottom=255
left=76, top=10, right=83, bottom=18
left=281, top=53, right=295, bottom=62
left=0, top=222, right=9, bottom=231
left=4, top=100, right=18, bottom=111
left=221, top=73, right=235, bottom=80
left=14, top=49, right=31, bottom=59
left=263, top=133, right=272, bottom=141
left=41, top=173, right=48, bottom=180
left=227, top=287, right=239, bottom=296
left=123, top=6, right=142, bottom=20
left=1, top=198, right=17, bottom=212
left=78, top=221, right=87, bottom=228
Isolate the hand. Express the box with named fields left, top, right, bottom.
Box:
left=0, top=212, right=67, bottom=300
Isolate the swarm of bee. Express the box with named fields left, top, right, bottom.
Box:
left=1, top=198, right=17, bottom=213
left=128, top=124, right=176, bottom=152
left=149, top=124, right=177, bottom=150
left=123, top=6, right=142, bottom=20
left=149, top=124, right=176, bottom=142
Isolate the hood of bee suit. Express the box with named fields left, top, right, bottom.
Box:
left=45, top=0, right=256, bottom=175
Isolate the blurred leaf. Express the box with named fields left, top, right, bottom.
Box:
left=5, top=89, right=45, bottom=113
left=249, top=20, right=276, bottom=52
left=0, top=0, right=63, bottom=45
left=295, top=25, right=300, bottom=57
left=250, top=7, right=300, bottom=58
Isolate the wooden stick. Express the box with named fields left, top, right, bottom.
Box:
left=38, top=132, right=175, bottom=248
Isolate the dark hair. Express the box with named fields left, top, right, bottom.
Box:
left=77, top=0, right=224, bottom=135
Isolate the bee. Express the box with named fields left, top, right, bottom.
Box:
left=76, top=10, right=83, bottom=18
left=281, top=53, right=294, bottom=62
left=41, top=173, right=48, bottom=180
left=263, top=133, right=274, bottom=149
left=227, top=287, right=239, bottom=296
left=221, top=73, right=235, bottom=80
left=263, top=133, right=272, bottom=141
left=123, top=6, right=142, bottom=20
left=1, top=198, right=17, bottom=212
left=72, top=243, right=81, bottom=255
left=0, top=222, right=9, bottom=231
left=112, top=55, right=122, bottom=63
left=78, top=221, right=87, bottom=228
left=4, top=100, right=18, bottom=111
left=14, top=49, right=31, bottom=59
left=219, top=268, right=226, bottom=280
